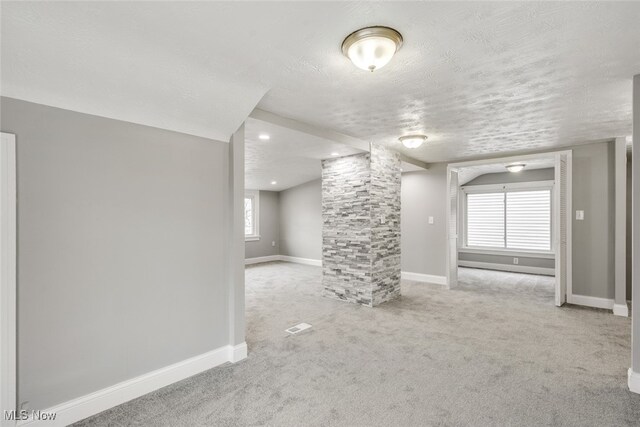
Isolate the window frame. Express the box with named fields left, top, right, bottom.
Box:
left=244, top=190, right=260, bottom=241
left=460, top=181, right=554, bottom=256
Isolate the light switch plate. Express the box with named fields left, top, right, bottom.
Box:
left=576, top=210, right=584, bottom=220
left=428, top=216, right=434, bottom=224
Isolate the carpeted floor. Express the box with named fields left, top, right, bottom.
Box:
left=76, top=263, right=639, bottom=426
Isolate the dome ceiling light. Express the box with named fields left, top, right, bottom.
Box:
left=506, top=163, right=526, bottom=173
left=341, top=26, right=403, bottom=72
left=399, top=134, right=427, bottom=149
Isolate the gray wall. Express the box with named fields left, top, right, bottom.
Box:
left=632, top=73, right=639, bottom=374
left=572, top=142, right=615, bottom=298
left=1, top=97, right=230, bottom=410
left=401, top=165, right=448, bottom=276
left=279, top=179, right=322, bottom=260
left=245, top=190, right=280, bottom=259
left=458, top=252, right=554, bottom=270
left=465, top=168, right=554, bottom=186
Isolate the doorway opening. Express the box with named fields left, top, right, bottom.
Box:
left=446, top=151, right=572, bottom=306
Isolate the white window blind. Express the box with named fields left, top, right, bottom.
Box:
left=244, top=190, right=260, bottom=240
left=466, top=188, right=552, bottom=252
left=466, top=192, right=505, bottom=248
left=244, top=197, right=254, bottom=236
left=506, top=190, right=551, bottom=251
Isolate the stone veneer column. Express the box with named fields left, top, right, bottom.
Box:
left=321, top=144, right=401, bottom=307
left=370, top=145, right=402, bottom=305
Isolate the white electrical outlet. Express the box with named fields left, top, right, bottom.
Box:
left=272, top=241, right=276, bottom=247
left=428, top=216, right=434, bottom=224
left=576, top=210, right=584, bottom=220
left=513, top=258, right=519, bottom=265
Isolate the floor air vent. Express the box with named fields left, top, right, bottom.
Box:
left=285, top=323, right=312, bottom=335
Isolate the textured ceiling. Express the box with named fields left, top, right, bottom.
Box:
left=2, top=2, right=639, bottom=161
left=245, top=117, right=363, bottom=191
left=458, top=157, right=555, bottom=185
left=257, top=2, right=640, bottom=162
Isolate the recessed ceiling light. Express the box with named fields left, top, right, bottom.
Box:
left=270, top=180, right=277, bottom=185
left=342, top=26, right=403, bottom=72
left=331, top=152, right=340, bottom=156
left=506, top=163, right=526, bottom=173
left=399, top=134, right=427, bottom=149
left=259, top=134, right=270, bottom=140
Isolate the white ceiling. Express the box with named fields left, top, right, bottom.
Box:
left=400, top=162, right=425, bottom=174
left=2, top=2, right=640, bottom=161
left=458, top=157, right=556, bottom=185
left=245, top=117, right=363, bottom=191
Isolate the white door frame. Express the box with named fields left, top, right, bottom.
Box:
left=0, top=132, right=17, bottom=425
left=446, top=150, right=573, bottom=305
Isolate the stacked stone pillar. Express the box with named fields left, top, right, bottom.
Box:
left=321, top=144, right=401, bottom=307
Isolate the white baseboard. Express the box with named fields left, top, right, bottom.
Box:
left=613, top=303, right=630, bottom=317
left=279, top=255, right=322, bottom=267
left=401, top=271, right=447, bottom=285
left=458, top=260, right=555, bottom=276
left=568, top=294, right=614, bottom=310
left=629, top=369, right=640, bottom=394
left=18, top=343, right=247, bottom=427
left=245, top=255, right=280, bottom=265
left=228, top=342, right=248, bottom=363
left=244, top=255, right=322, bottom=267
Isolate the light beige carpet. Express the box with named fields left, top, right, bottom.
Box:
left=76, top=263, right=639, bottom=426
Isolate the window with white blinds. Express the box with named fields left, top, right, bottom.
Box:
left=466, top=189, right=552, bottom=252
left=466, top=193, right=505, bottom=248
left=506, top=190, right=551, bottom=251
left=244, top=190, right=260, bottom=240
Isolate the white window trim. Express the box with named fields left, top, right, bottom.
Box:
left=460, top=180, right=554, bottom=255
left=244, top=190, right=260, bottom=241
left=460, top=180, right=554, bottom=193
left=458, top=247, right=555, bottom=259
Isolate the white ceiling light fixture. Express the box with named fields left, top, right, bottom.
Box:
left=506, top=163, right=526, bottom=173
left=331, top=152, right=340, bottom=156
left=399, top=134, right=427, bottom=149
left=342, top=26, right=403, bottom=72
left=270, top=180, right=277, bottom=185
left=259, top=133, right=270, bottom=140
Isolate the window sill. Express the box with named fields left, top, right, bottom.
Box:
left=459, top=247, right=555, bottom=259
left=245, top=235, right=261, bottom=242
